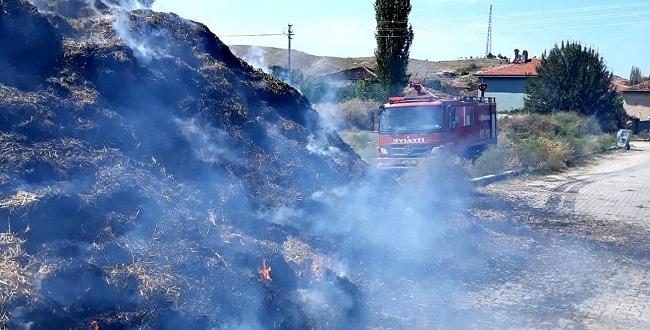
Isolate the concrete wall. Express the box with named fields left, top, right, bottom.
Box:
left=480, top=77, right=531, bottom=112
left=622, top=92, right=650, bottom=121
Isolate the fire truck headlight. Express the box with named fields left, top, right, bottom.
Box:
left=378, top=147, right=389, bottom=155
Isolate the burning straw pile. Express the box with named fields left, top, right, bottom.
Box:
left=1, top=0, right=486, bottom=328
left=0, top=0, right=368, bottom=327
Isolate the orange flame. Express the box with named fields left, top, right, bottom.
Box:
left=258, top=259, right=272, bottom=282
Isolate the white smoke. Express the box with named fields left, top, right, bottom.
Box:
left=306, top=133, right=346, bottom=166
left=256, top=206, right=306, bottom=226
left=240, top=46, right=269, bottom=73
left=104, top=0, right=155, bottom=10
left=312, top=103, right=344, bottom=130
left=112, top=12, right=163, bottom=63
left=174, top=117, right=241, bottom=165
left=29, top=0, right=155, bottom=18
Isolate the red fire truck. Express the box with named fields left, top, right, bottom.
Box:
left=370, top=93, right=497, bottom=168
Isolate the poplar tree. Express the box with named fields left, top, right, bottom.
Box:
left=630, top=66, right=645, bottom=85
left=374, top=0, right=414, bottom=97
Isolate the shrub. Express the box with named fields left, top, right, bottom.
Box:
left=524, top=42, right=624, bottom=131
left=500, top=112, right=602, bottom=140
left=338, top=81, right=387, bottom=102
left=338, top=99, right=382, bottom=130
left=594, top=134, right=616, bottom=152
left=471, top=145, right=515, bottom=177
left=471, top=112, right=612, bottom=175
left=516, top=136, right=572, bottom=172
left=313, top=99, right=381, bottom=130
left=455, top=63, right=480, bottom=76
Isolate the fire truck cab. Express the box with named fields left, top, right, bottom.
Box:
left=369, top=95, right=497, bottom=169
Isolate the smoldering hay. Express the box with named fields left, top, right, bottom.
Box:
left=0, top=0, right=482, bottom=328
left=0, top=0, right=369, bottom=326
left=29, top=0, right=156, bottom=18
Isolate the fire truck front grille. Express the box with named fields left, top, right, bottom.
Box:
left=388, top=145, right=433, bottom=157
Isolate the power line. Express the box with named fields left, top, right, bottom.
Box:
left=406, top=19, right=650, bottom=36
left=377, top=10, right=650, bottom=30
left=500, top=19, right=650, bottom=33
left=472, top=1, right=650, bottom=18
left=222, top=2, right=650, bottom=38
left=377, top=1, right=650, bottom=24
left=221, top=33, right=285, bottom=37
left=376, top=10, right=650, bottom=33
left=474, top=11, right=650, bottom=28
left=376, top=18, right=650, bottom=38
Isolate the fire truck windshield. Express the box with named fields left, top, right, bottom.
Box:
left=379, top=106, right=443, bottom=133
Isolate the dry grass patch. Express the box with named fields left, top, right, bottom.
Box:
left=0, top=233, right=37, bottom=325
left=108, top=262, right=181, bottom=301
left=0, top=191, right=40, bottom=210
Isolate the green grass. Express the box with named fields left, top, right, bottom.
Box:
left=338, top=129, right=376, bottom=163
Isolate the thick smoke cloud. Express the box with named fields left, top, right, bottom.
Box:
left=29, top=0, right=155, bottom=18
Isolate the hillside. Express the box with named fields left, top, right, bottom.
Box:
left=230, top=45, right=504, bottom=78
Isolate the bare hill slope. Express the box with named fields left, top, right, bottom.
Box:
left=230, top=45, right=502, bottom=78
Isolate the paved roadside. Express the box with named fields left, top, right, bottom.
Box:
left=482, top=141, right=650, bottom=229
left=467, top=141, right=650, bottom=329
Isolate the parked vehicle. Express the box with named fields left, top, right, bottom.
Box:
left=369, top=94, right=497, bottom=168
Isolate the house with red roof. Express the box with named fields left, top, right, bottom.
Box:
left=475, top=52, right=541, bottom=112
left=311, top=65, right=378, bottom=86
left=612, top=77, right=630, bottom=93
left=621, top=81, right=650, bottom=134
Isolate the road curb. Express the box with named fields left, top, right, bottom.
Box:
left=470, top=145, right=619, bottom=187
left=470, top=169, right=523, bottom=186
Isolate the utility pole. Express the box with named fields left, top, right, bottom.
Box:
left=286, top=24, right=294, bottom=84
left=485, top=4, right=493, bottom=58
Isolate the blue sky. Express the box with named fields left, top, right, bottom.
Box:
left=153, top=0, right=650, bottom=76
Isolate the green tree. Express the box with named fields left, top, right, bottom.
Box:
left=630, top=66, right=645, bottom=85
left=268, top=65, right=304, bottom=85
left=524, top=41, right=624, bottom=131
left=374, top=0, right=414, bottom=97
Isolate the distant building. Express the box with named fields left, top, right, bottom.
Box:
left=475, top=49, right=541, bottom=112
left=612, top=77, right=630, bottom=93
left=621, top=81, right=650, bottom=134
left=311, top=66, right=378, bottom=86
